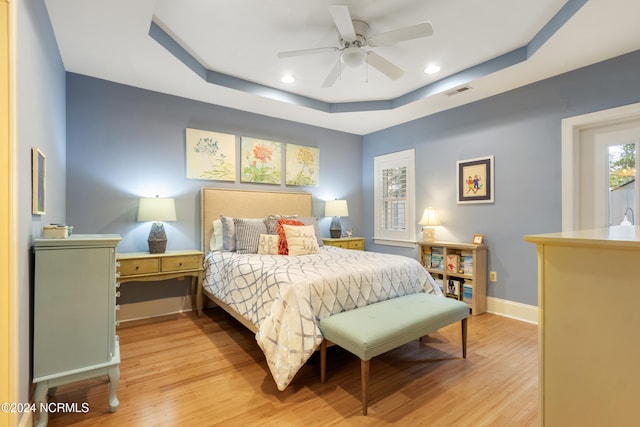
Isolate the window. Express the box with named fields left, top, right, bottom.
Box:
left=608, top=141, right=638, bottom=225
left=374, top=149, right=416, bottom=246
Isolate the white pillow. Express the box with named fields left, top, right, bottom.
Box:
left=282, top=224, right=319, bottom=256
left=209, top=219, right=224, bottom=252
left=257, top=234, right=280, bottom=255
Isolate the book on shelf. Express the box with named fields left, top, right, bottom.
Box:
left=446, top=254, right=460, bottom=274
left=463, top=283, right=473, bottom=304
left=430, top=253, right=444, bottom=270
left=460, top=252, right=474, bottom=275
left=446, top=279, right=462, bottom=300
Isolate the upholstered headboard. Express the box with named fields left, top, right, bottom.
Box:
left=200, top=188, right=312, bottom=252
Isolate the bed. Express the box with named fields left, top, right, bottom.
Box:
left=198, top=187, right=441, bottom=391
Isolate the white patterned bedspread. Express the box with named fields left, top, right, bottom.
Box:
left=203, top=246, right=442, bottom=390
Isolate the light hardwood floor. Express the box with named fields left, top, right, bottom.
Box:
left=44, top=308, right=538, bottom=426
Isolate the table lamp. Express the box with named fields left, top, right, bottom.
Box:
left=138, top=196, right=176, bottom=253
left=325, top=199, right=349, bottom=238
left=418, top=207, right=440, bottom=242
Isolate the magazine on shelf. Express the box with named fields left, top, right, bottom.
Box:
left=446, top=254, right=460, bottom=274
left=461, top=252, right=474, bottom=275
left=446, top=279, right=461, bottom=299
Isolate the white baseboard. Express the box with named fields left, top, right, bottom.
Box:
left=117, top=296, right=194, bottom=323
left=486, top=296, right=538, bottom=324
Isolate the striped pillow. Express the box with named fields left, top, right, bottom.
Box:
left=233, top=218, right=268, bottom=254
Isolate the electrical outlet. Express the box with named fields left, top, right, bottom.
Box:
left=489, top=271, right=497, bottom=282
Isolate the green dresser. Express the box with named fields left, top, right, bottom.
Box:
left=32, top=234, right=121, bottom=426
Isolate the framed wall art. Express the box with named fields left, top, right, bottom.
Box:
left=457, top=155, right=494, bottom=204
left=285, top=144, right=319, bottom=187
left=32, top=147, right=46, bottom=215
left=185, top=128, right=236, bottom=181
left=240, top=137, right=282, bottom=184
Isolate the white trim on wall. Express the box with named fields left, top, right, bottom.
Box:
left=117, top=296, right=194, bottom=323
left=562, top=102, right=640, bottom=231
left=486, top=297, right=538, bottom=325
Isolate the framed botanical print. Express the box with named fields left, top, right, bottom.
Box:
left=240, top=137, right=282, bottom=184
left=285, top=144, right=319, bottom=187
left=185, top=128, right=236, bottom=181
left=457, top=156, right=494, bottom=204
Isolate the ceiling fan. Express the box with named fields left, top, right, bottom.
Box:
left=277, top=4, right=433, bottom=87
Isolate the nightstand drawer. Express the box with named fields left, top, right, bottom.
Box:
left=331, top=241, right=349, bottom=249
left=118, top=258, right=159, bottom=275
left=161, top=255, right=201, bottom=272
left=322, top=237, right=365, bottom=251
left=348, top=240, right=364, bottom=250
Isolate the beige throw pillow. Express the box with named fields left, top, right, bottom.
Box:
left=282, top=224, right=319, bottom=256
left=257, top=234, right=280, bottom=255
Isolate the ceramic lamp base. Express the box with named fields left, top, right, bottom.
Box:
left=148, top=222, right=168, bottom=253
left=422, top=227, right=436, bottom=242
left=329, top=217, right=342, bottom=238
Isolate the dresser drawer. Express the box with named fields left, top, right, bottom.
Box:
left=161, top=255, right=201, bottom=272
left=118, top=258, right=159, bottom=276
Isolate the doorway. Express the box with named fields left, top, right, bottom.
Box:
left=562, top=103, right=640, bottom=231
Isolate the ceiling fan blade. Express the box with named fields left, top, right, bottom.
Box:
left=328, top=4, right=356, bottom=42
left=367, top=21, right=433, bottom=47
left=321, top=60, right=342, bottom=88
left=277, top=46, right=338, bottom=59
left=366, top=51, right=404, bottom=80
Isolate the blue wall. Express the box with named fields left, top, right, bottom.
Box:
left=363, top=50, right=640, bottom=306
left=65, top=74, right=362, bottom=251
left=17, top=0, right=67, bottom=416
left=65, top=50, right=640, bottom=309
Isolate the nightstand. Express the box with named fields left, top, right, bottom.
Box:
left=116, top=250, right=203, bottom=311
left=322, top=237, right=365, bottom=251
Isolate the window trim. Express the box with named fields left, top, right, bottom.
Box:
left=373, top=149, right=416, bottom=247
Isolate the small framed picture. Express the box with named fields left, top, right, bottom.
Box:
left=457, top=155, right=494, bottom=204
left=472, top=234, right=484, bottom=244
left=32, top=147, right=46, bottom=215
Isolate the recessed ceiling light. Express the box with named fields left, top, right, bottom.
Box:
left=424, top=64, right=441, bottom=75
left=281, top=74, right=296, bottom=84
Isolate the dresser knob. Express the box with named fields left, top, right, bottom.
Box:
left=179, top=262, right=183, bottom=266
left=135, top=266, right=139, bottom=270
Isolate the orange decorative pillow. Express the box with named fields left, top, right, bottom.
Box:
left=277, top=219, right=304, bottom=255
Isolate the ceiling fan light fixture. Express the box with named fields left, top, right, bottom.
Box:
left=340, top=46, right=366, bottom=68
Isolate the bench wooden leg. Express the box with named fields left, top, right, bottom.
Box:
left=461, top=318, right=468, bottom=359
left=320, top=339, right=327, bottom=384
left=361, top=359, right=370, bottom=416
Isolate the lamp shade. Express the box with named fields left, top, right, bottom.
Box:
left=418, top=207, right=440, bottom=226
left=138, top=197, right=176, bottom=222
left=325, top=199, right=349, bottom=217
left=340, top=46, right=367, bottom=68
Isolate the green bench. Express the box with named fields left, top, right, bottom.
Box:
left=319, top=292, right=470, bottom=415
